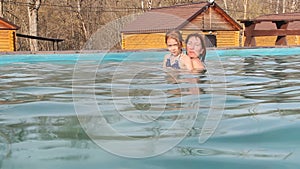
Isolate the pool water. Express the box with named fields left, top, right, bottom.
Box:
left=1, top=48, right=300, bottom=168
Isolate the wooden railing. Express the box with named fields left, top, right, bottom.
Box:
left=16, top=33, right=64, bottom=50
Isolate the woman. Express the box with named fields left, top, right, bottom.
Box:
left=162, top=29, right=193, bottom=71
left=185, top=33, right=206, bottom=71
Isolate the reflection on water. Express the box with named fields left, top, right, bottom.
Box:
left=1, top=52, right=300, bottom=168
left=72, top=61, right=209, bottom=157
left=176, top=146, right=292, bottom=160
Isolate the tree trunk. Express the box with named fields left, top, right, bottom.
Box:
left=147, top=0, right=152, bottom=10
left=76, top=0, right=88, bottom=41
left=156, top=0, right=162, bottom=7
left=27, top=0, right=41, bottom=52
left=275, top=0, right=280, bottom=14
left=0, top=0, right=4, bottom=17
left=223, top=0, right=228, bottom=12
left=282, top=0, right=286, bottom=13
left=243, top=0, right=248, bottom=19
left=291, top=0, right=297, bottom=12
left=141, top=0, right=144, bottom=11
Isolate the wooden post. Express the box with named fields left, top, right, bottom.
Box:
left=13, top=31, right=16, bottom=51
left=274, top=21, right=288, bottom=46
left=243, top=21, right=256, bottom=47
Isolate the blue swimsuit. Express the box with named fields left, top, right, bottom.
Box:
left=165, top=54, right=181, bottom=69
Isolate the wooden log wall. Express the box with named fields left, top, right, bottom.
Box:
left=0, top=30, right=15, bottom=51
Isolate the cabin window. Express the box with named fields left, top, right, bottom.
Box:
left=205, top=35, right=217, bottom=47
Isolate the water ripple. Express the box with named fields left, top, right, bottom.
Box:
left=0, top=131, right=11, bottom=158
left=1, top=53, right=300, bottom=168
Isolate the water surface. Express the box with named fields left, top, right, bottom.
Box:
left=1, top=48, right=300, bottom=168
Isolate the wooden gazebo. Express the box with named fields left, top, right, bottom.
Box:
left=239, top=13, right=300, bottom=47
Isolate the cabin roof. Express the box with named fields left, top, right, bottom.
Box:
left=0, top=17, right=19, bottom=30
left=121, top=2, right=242, bottom=33
left=255, top=12, right=300, bottom=21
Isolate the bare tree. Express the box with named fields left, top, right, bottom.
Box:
left=75, top=0, right=89, bottom=41
left=141, top=0, right=145, bottom=11
left=291, top=0, right=298, bottom=12
left=27, top=0, right=41, bottom=51
left=0, top=0, right=4, bottom=17
left=282, top=0, right=286, bottom=13
left=155, top=0, right=163, bottom=7
left=275, top=0, right=280, bottom=14
left=223, top=0, right=228, bottom=13
left=5, top=0, right=299, bottom=51
left=243, top=0, right=248, bottom=19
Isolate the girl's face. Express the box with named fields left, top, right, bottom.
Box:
left=166, top=38, right=181, bottom=56
left=186, top=36, right=203, bottom=59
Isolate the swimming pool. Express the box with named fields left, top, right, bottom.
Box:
left=1, top=47, right=300, bottom=168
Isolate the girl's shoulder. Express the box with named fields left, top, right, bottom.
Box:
left=164, top=53, right=172, bottom=59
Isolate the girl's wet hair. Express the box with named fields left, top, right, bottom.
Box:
left=165, top=29, right=183, bottom=50
left=185, top=33, right=206, bottom=62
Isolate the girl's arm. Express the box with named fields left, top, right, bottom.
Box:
left=162, top=54, right=168, bottom=68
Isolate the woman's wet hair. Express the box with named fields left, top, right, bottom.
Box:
left=185, top=33, right=206, bottom=62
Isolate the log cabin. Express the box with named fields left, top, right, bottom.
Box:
left=0, top=17, right=19, bottom=51
left=121, top=1, right=242, bottom=50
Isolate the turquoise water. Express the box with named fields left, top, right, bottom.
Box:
left=1, top=47, right=300, bottom=168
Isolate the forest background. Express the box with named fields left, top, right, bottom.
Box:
left=0, top=0, right=299, bottom=51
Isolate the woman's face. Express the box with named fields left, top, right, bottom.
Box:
left=167, top=38, right=181, bottom=56
left=186, top=36, right=203, bottom=59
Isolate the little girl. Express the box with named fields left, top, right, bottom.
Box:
left=162, top=30, right=193, bottom=71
